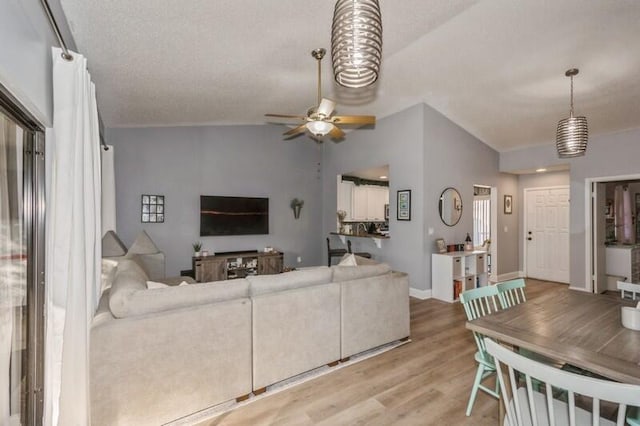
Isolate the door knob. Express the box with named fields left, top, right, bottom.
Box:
left=527, top=237, right=532, bottom=241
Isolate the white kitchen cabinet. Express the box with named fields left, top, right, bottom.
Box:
left=350, top=184, right=389, bottom=221
left=432, top=251, right=489, bottom=303
left=337, top=180, right=354, bottom=219
left=352, top=185, right=369, bottom=220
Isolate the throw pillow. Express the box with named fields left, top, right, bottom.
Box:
left=338, top=253, right=357, bottom=266
left=101, top=259, right=118, bottom=293
left=127, top=230, right=160, bottom=255
left=102, top=230, right=127, bottom=257
left=146, top=280, right=169, bottom=289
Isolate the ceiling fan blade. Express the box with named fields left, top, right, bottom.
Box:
left=283, top=124, right=307, bottom=137
left=317, top=98, right=336, bottom=117
left=329, top=125, right=345, bottom=139
left=332, top=115, right=376, bottom=125
left=265, top=113, right=307, bottom=122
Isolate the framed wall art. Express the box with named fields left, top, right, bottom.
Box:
left=397, top=189, right=411, bottom=221
left=504, top=194, right=513, bottom=215
left=142, top=194, right=165, bottom=223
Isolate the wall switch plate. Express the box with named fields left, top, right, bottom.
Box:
left=297, top=256, right=302, bottom=263
left=428, top=227, right=434, bottom=235
left=504, top=226, right=508, bottom=232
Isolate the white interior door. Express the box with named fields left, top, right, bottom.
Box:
left=525, top=187, right=570, bottom=283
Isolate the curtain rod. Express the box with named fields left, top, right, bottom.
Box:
left=40, top=0, right=110, bottom=151
left=40, top=0, right=73, bottom=61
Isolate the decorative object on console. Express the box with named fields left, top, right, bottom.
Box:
left=265, top=48, right=375, bottom=142
left=141, top=194, right=165, bottom=223
left=331, top=0, right=382, bottom=88
left=397, top=189, right=411, bottom=221
left=435, top=238, right=446, bottom=253
left=290, top=198, right=304, bottom=219
left=504, top=194, right=513, bottom=214
left=556, top=68, right=588, bottom=158
left=192, top=241, right=202, bottom=257
left=465, top=233, right=473, bottom=252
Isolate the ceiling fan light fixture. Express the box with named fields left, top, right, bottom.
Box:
left=306, top=120, right=334, bottom=137
left=556, top=68, right=588, bottom=158
left=331, top=0, right=382, bottom=89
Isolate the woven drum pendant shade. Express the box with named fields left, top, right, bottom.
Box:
left=556, top=69, right=588, bottom=158
left=331, top=0, right=382, bottom=88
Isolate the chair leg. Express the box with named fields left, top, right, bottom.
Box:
left=466, top=363, right=485, bottom=416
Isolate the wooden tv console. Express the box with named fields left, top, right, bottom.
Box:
left=192, top=250, right=283, bottom=282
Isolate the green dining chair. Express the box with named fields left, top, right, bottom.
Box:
left=460, top=285, right=501, bottom=416
left=496, top=278, right=526, bottom=309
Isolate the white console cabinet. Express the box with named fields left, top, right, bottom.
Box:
left=432, top=251, right=488, bottom=303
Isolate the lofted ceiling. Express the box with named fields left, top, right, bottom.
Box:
left=60, top=0, right=640, bottom=152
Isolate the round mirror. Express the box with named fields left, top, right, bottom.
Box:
left=439, top=187, right=462, bottom=226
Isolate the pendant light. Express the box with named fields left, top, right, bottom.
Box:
left=331, top=0, right=382, bottom=88
left=556, top=68, right=588, bottom=158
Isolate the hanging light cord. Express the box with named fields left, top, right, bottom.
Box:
left=569, top=74, right=574, bottom=118
left=317, top=55, right=322, bottom=107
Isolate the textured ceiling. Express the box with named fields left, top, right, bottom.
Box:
left=60, top=0, right=640, bottom=151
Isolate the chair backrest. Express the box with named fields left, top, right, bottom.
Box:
left=485, top=339, right=640, bottom=426
left=496, top=278, right=527, bottom=309
left=460, top=286, right=500, bottom=357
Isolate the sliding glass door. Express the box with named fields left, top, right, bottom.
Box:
left=0, top=87, right=45, bottom=425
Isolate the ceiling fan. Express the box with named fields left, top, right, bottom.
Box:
left=265, top=48, right=376, bottom=142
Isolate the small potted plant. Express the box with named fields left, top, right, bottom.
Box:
left=192, top=241, right=202, bottom=257
left=290, top=198, right=304, bottom=219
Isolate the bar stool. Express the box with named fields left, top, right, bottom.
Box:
left=326, top=237, right=347, bottom=266
left=347, top=240, right=372, bottom=260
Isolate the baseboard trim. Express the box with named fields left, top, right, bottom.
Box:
left=494, top=271, right=524, bottom=282
left=409, top=288, right=431, bottom=300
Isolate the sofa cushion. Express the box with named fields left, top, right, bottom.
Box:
left=102, top=230, right=127, bottom=257
left=331, top=263, right=391, bottom=283
left=110, top=273, right=249, bottom=318
left=100, top=258, right=118, bottom=294
left=248, top=267, right=332, bottom=296
left=109, top=259, right=150, bottom=317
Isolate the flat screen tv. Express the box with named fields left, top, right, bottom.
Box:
left=200, top=196, right=269, bottom=236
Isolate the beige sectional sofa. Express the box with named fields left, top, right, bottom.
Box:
left=91, top=256, right=410, bottom=426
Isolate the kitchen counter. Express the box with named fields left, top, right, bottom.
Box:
left=330, top=232, right=389, bottom=248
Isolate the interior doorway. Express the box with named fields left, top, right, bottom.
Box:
left=473, top=185, right=497, bottom=281
left=524, top=186, right=570, bottom=283
left=586, top=174, right=640, bottom=293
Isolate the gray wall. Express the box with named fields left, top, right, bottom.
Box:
left=497, top=173, right=520, bottom=276
left=0, top=0, right=76, bottom=125
left=501, top=127, right=640, bottom=290
left=322, top=103, right=520, bottom=293
left=322, top=104, right=426, bottom=290
left=107, top=124, right=323, bottom=276
left=422, top=104, right=520, bottom=280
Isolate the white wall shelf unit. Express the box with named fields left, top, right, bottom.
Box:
left=432, top=250, right=488, bottom=303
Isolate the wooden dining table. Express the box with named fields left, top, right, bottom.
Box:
left=466, top=289, right=640, bottom=384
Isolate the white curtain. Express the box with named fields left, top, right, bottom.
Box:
left=44, top=48, right=101, bottom=426
left=101, top=145, right=116, bottom=235
left=614, top=185, right=635, bottom=245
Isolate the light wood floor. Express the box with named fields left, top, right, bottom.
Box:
left=196, top=279, right=567, bottom=426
